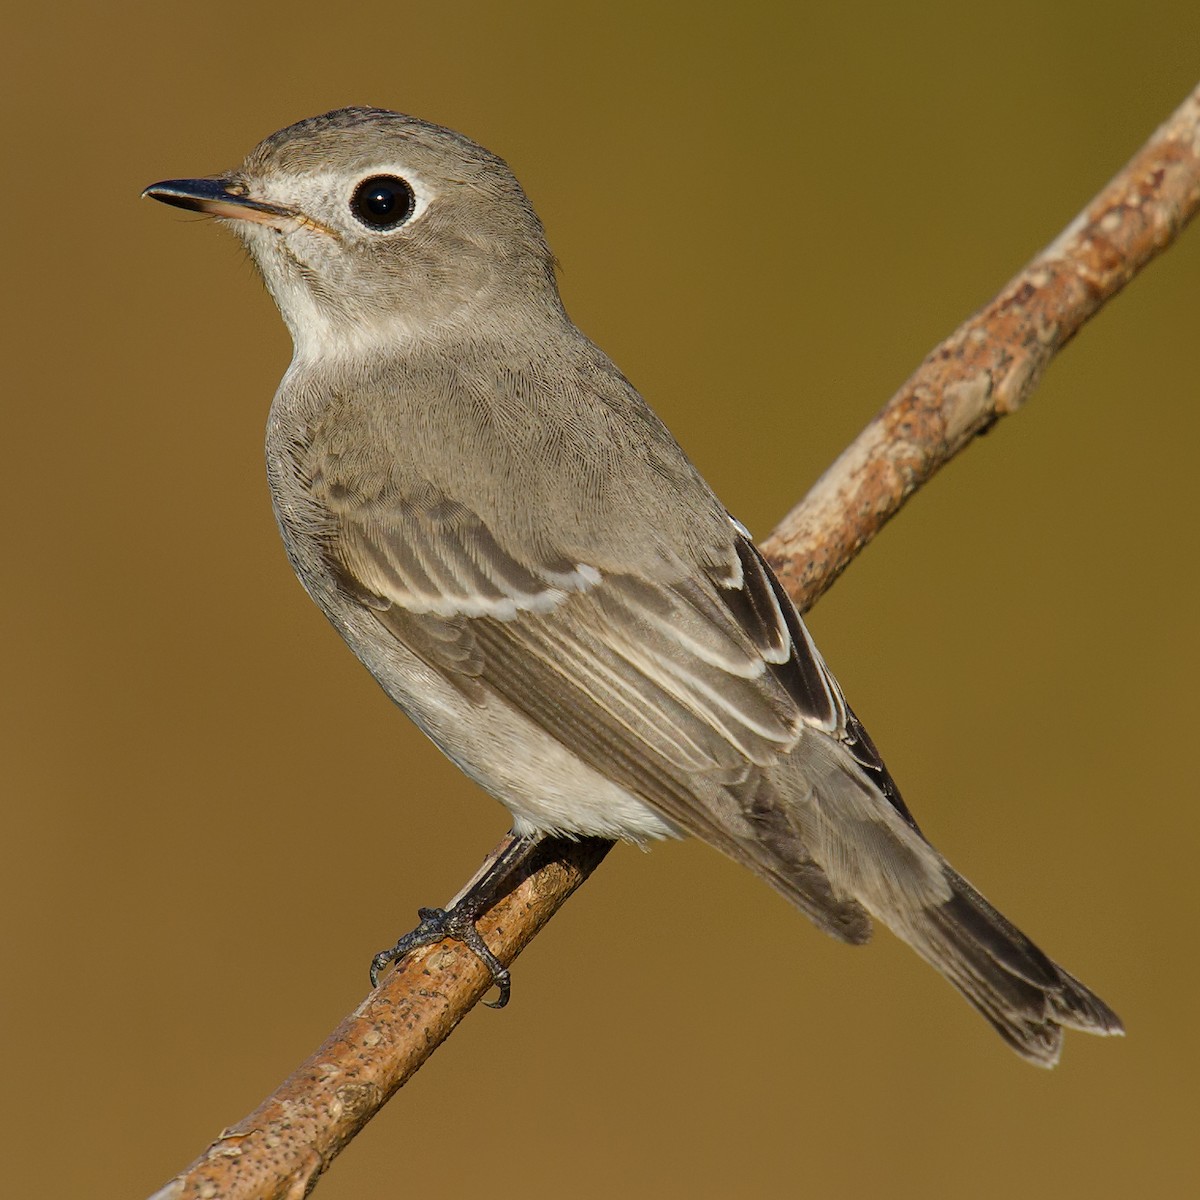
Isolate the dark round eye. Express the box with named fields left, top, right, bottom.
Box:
left=351, top=175, right=416, bottom=229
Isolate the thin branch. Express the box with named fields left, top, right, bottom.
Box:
left=766, top=84, right=1200, bottom=610
left=150, top=837, right=613, bottom=1200
left=150, top=84, right=1200, bottom=1200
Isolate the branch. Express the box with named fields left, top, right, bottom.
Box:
left=150, top=84, right=1200, bottom=1200
left=766, top=84, right=1200, bottom=610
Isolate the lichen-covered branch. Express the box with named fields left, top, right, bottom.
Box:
left=149, top=83, right=1200, bottom=1200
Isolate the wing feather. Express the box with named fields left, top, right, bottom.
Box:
left=327, top=487, right=914, bottom=824
left=320, top=485, right=888, bottom=938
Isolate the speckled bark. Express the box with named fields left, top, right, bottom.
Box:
left=764, top=85, right=1200, bottom=610
left=149, top=837, right=613, bottom=1200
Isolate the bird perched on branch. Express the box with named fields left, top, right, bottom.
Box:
left=145, top=107, right=1122, bottom=1066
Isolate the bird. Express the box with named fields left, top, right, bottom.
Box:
left=144, top=106, right=1122, bottom=1066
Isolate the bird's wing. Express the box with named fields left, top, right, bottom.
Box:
left=317, top=478, right=924, bottom=941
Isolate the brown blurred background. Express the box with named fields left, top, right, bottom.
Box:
left=4, top=3, right=1198, bottom=1197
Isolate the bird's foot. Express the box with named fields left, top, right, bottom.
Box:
left=369, top=904, right=512, bottom=1008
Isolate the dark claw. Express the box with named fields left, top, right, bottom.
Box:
left=368, top=834, right=604, bottom=1006
left=369, top=904, right=512, bottom=1008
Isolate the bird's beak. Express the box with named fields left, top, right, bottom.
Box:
left=142, top=177, right=320, bottom=234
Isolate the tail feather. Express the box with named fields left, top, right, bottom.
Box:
left=902, top=868, right=1124, bottom=1067
left=728, top=737, right=1120, bottom=1065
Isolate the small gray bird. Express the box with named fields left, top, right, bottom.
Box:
left=145, top=107, right=1122, bottom=1066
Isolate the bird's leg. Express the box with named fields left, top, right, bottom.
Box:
left=369, top=904, right=514, bottom=1006
left=369, top=832, right=568, bottom=1007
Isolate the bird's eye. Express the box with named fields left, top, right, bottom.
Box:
left=351, top=175, right=416, bottom=229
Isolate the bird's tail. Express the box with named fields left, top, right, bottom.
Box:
left=891, top=866, right=1124, bottom=1066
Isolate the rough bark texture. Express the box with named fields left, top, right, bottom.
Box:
left=149, top=83, right=1200, bottom=1200
left=765, top=84, right=1200, bottom=611
left=149, top=837, right=613, bottom=1200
